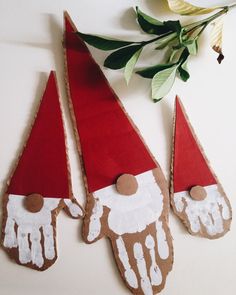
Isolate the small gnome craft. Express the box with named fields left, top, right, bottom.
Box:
left=1, top=72, right=83, bottom=270
left=170, top=97, right=232, bottom=239
left=64, top=12, right=173, bottom=295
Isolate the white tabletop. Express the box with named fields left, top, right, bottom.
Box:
left=0, top=1, right=236, bottom=294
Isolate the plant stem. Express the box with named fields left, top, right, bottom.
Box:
left=204, top=7, right=228, bottom=24
left=140, top=6, right=231, bottom=49
left=184, top=7, right=227, bottom=32
left=227, top=3, right=236, bottom=9
left=142, top=32, right=177, bottom=46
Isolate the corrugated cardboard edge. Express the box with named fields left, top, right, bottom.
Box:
left=63, top=11, right=174, bottom=294
left=53, top=72, right=84, bottom=219
left=1, top=72, right=79, bottom=271
left=170, top=95, right=232, bottom=239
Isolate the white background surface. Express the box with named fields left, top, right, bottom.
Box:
left=0, top=0, right=236, bottom=294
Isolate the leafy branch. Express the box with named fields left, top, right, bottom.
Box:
left=77, top=2, right=236, bottom=102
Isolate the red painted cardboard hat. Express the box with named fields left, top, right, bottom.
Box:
left=64, top=12, right=156, bottom=193
left=173, top=96, right=216, bottom=193
left=7, top=72, right=70, bottom=199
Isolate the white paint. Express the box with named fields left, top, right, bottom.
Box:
left=134, top=243, right=153, bottom=295
left=4, top=218, right=17, bottom=248
left=86, top=170, right=169, bottom=293
left=64, top=199, right=83, bottom=218
left=0, top=1, right=236, bottom=293
left=155, top=220, right=169, bottom=260
left=93, top=171, right=164, bottom=235
left=17, top=226, right=31, bottom=265
left=3, top=194, right=61, bottom=267
left=145, top=235, right=162, bottom=286
left=87, top=199, right=103, bottom=242
left=173, top=184, right=231, bottom=236
left=43, top=225, right=55, bottom=260
left=29, top=227, right=44, bottom=267
left=116, top=236, right=138, bottom=289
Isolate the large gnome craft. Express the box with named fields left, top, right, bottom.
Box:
left=64, top=12, right=173, bottom=295
left=170, top=97, right=231, bottom=239
left=1, top=72, right=83, bottom=270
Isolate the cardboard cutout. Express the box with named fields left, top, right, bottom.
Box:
left=64, top=12, right=173, bottom=295
left=1, top=71, right=84, bottom=270
left=170, top=96, right=232, bottom=239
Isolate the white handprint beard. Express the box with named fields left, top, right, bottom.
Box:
left=86, top=170, right=172, bottom=295
left=173, top=184, right=231, bottom=237
left=3, top=194, right=61, bottom=269
left=90, top=171, right=165, bottom=236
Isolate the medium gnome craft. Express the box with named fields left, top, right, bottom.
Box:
left=1, top=71, right=83, bottom=270
left=170, top=97, right=231, bottom=239
left=64, top=12, right=173, bottom=295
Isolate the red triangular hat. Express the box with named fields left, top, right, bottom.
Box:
left=7, top=72, right=70, bottom=199
left=64, top=12, right=156, bottom=193
left=173, top=96, right=216, bottom=193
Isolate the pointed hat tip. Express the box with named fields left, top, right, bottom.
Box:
left=175, top=95, right=181, bottom=107
left=173, top=95, right=216, bottom=192
left=7, top=70, right=70, bottom=198
left=48, top=71, right=57, bottom=86
left=63, top=11, right=77, bottom=32
left=49, top=70, right=55, bottom=77
left=175, top=95, right=186, bottom=116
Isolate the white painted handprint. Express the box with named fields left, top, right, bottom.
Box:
left=2, top=194, right=83, bottom=270
left=173, top=184, right=231, bottom=237
left=1, top=71, right=84, bottom=270
left=64, top=13, right=173, bottom=294
left=83, top=169, right=173, bottom=295
left=171, top=96, right=232, bottom=238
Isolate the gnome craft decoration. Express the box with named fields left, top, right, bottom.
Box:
left=64, top=12, right=173, bottom=295
left=1, top=72, right=83, bottom=270
left=170, top=97, right=232, bottom=239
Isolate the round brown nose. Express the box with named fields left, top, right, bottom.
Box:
left=24, top=193, right=44, bottom=213
left=116, top=174, right=138, bottom=196
left=189, top=185, right=207, bottom=201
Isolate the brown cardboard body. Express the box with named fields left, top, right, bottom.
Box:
left=63, top=12, right=174, bottom=294
left=170, top=96, right=232, bottom=239
left=1, top=72, right=84, bottom=271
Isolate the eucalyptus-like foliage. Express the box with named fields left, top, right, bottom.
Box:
left=77, top=2, right=236, bottom=102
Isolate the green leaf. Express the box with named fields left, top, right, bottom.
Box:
left=179, top=28, right=198, bottom=55
left=135, top=7, right=175, bottom=35
left=179, top=47, right=190, bottom=63
left=136, top=63, right=176, bottom=79
left=151, top=65, right=178, bottom=101
left=168, top=48, right=183, bottom=63
left=104, top=45, right=143, bottom=69
left=164, top=20, right=182, bottom=34
left=186, top=39, right=198, bottom=55
left=155, top=33, right=178, bottom=50
left=178, top=60, right=190, bottom=81
left=124, top=48, right=143, bottom=84
left=178, top=48, right=190, bottom=81
left=136, top=7, right=163, bottom=26
left=179, top=28, right=187, bottom=44
left=77, top=32, right=134, bottom=50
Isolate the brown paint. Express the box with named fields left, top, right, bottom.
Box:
left=1, top=71, right=84, bottom=271
left=116, top=174, right=138, bottom=196
left=170, top=96, right=232, bottom=239
left=64, top=13, right=173, bottom=294
left=189, top=185, right=207, bottom=201
left=24, top=193, right=44, bottom=213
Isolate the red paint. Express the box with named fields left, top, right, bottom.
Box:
left=64, top=14, right=156, bottom=193
left=8, top=72, right=70, bottom=199
left=173, top=97, right=216, bottom=193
